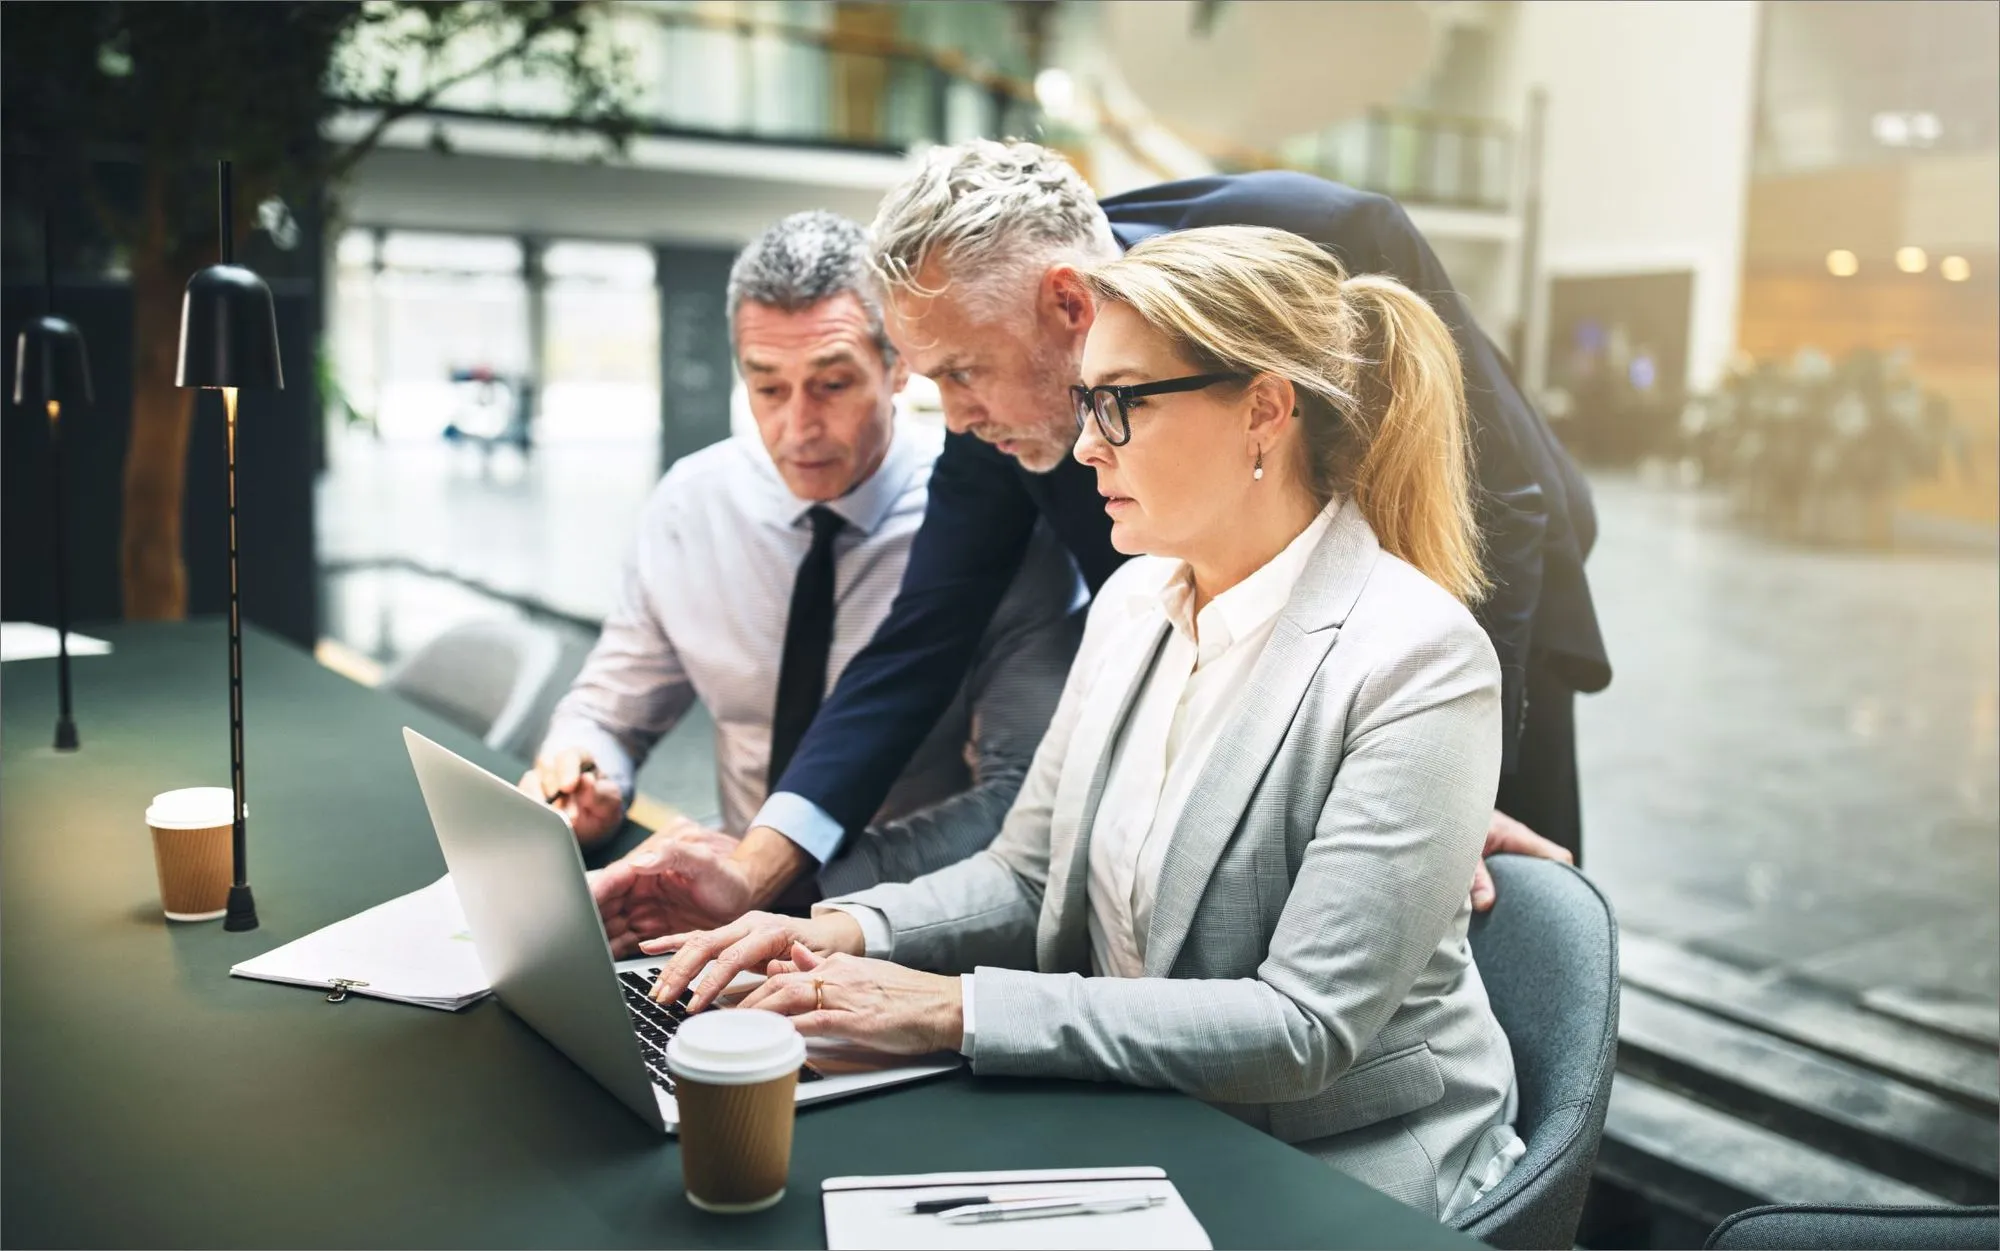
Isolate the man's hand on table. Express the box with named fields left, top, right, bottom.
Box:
left=588, top=820, right=812, bottom=956
left=617, top=822, right=812, bottom=932
left=587, top=817, right=737, bottom=957
left=1471, top=809, right=1575, bottom=912
left=517, top=748, right=626, bottom=846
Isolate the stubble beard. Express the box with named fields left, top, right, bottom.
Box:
left=1006, top=340, right=1084, bottom=474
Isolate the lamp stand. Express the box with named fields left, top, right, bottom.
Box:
left=178, top=156, right=278, bottom=932
left=221, top=385, right=258, bottom=932
left=47, top=398, right=78, bottom=751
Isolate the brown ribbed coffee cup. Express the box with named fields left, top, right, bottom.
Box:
left=145, top=788, right=235, bottom=922
left=674, top=1069, right=800, bottom=1209
left=667, top=1010, right=805, bottom=1213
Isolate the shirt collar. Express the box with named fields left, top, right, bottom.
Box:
left=769, top=420, right=924, bottom=536
left=1146, top=502, right=1341, bottom=651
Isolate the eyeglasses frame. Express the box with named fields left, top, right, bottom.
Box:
left=1070, top=372, right=1247, bottom=446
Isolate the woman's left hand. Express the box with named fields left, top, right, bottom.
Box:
left=737, top=945, right=964, bottom=1056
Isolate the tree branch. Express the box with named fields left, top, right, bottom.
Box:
left=321, top=7, right=574, bottom=183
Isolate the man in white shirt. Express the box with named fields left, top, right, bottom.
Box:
left=519, top=211, right=1081, bottom=953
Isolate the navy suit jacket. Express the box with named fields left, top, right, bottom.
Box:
left=775, top=171, right=1611, bottom=839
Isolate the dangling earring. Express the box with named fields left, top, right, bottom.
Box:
left=1253, top=447, right=1264, bottom=481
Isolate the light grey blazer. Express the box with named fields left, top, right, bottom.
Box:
left=829, top=498, right=1515, bottom=1217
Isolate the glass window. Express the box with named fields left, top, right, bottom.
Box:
left=331, top=229, right=530, bottom=440
left=541, top=242, right=661, bottom=443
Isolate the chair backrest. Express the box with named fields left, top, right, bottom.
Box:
left=1450, top=854, right=1621, bottom=1249
left=1706, top=1203, right=2000, bottom=1250
left=382, top=619, right=564, bottom=757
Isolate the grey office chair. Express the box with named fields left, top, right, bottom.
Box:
left=1705, top=1203, right=2000, bottom=1250
left=1450, top=854, right=1620, bottom=1249
left=382, top=618, right=565, bottom=759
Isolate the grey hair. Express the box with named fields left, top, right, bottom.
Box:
left=727, top=210, right=895, bottom=362
left=869, top=139, right=1118, bottom=321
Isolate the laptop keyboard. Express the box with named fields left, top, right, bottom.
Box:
left=618, top=969, right=823, bottom=1094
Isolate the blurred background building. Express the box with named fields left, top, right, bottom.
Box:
left=2, top=3, right=1994, bottom=1244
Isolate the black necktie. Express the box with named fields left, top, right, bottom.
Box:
left=768, top=505, right=845, bottom=791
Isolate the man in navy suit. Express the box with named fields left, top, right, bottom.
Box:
left=623, top=141, right=1611, bottom=928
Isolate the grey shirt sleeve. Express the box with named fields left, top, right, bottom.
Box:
left=815, top=523, right=1084, bottom=897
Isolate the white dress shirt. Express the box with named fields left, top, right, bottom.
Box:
left=1084, top=504, right=1338, bottom=978
left=541, top=422, right=1078, bottom=871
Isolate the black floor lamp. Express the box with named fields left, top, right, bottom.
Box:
left=176, top=159, right=283, bottom=933
left=14, top=211, right=94, bottom=752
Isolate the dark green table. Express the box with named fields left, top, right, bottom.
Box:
left=2, top=622, right=1479, bottom=1249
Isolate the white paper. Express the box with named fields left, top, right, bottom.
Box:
left=230, top=876, right=493, bottom=1010
left=823, top=1168, right=1211, bottom=1251
left=1, top=622, right=111, bottom=662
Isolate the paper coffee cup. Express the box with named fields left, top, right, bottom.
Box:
left=145, top=787, right=236, bottom=922
left=666, top=1009, right=806, bottom=1213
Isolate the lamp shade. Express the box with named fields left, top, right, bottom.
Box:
left=176, top=263, right=283, bottom=390
left=13, top=315, right=94, bottom=408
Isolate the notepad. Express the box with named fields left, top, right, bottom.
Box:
left=1, top=622, right=111, bottom=662
left=822, top=1167, right=1211, bottom=1250
left=229, top=876, right=493, bottom=1010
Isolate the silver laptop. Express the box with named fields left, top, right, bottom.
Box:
left=402, top=727, right=959, bottom=1134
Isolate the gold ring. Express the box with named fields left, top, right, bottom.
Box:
left=813, top=978, right=824, bottom=1012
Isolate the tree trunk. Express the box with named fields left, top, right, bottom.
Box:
left=121, top=175, right=199, bottom=621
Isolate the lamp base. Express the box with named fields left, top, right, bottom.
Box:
left=223, top=883, right=260, bottom=932
left=53, top=716, right=78, bottom=752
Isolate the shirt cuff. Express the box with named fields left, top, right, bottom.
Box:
left=959, top=973, right=976, bottom=1056
left=539, top=717, right=639, bottom=803
left=752, top=791, right=846, bottom=865
left=813, top=903, right=894, bottom=959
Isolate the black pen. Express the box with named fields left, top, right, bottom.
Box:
left=906, top=1191, right=1071, bottom=1215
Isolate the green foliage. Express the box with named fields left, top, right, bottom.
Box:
left=1, top=1, right=638, bottom=261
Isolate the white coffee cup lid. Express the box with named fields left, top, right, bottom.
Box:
left=666, top=1009, right=806, bottom=1086
left=146, top=787, right=238, bottom=830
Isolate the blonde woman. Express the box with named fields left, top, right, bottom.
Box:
left=645, top=226, right=1523, bottom=1220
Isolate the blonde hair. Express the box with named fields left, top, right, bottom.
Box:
left=1082, top=225, right=1488, bottom=605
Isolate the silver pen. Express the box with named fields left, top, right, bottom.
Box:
left=938, top=1191, right=1166, bottom=1224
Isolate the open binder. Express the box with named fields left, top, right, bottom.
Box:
left=229, top=876, right=492, bottom=1010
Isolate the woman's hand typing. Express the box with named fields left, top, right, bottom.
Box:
left=739, top=945, right=965, bottom=1056
left=640, top=910, right=864, bottom=1011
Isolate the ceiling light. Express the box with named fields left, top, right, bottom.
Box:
left=1896, top=246, right=1928, bottom=274
left=1826, top=249, right=1859, bottom=277
left=1034, top=68, right=1077, bottom=121
left=1941, top=255, right=1971, bottom=282
left=1872, top=110, right=1943, bottom=147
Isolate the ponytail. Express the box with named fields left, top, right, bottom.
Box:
left=1336, top=276, right=1488, bottom=604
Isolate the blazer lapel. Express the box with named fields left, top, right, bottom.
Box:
left=1039, top=616, right=1171, bottom=973
left=1143, top=501, right=1381, bottom=976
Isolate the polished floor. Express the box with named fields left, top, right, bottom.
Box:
left=318, top=432, right=2000, bottom=1012
left=1577, top=473, right=1999, bottom=1008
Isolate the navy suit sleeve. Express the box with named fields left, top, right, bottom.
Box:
left=1349, top=195, right=1545, bottom=770
left=770, top=430, right=1041, bottom=837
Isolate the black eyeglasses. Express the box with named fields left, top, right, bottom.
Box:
left=1071, top=373, right=1245, bottom=446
